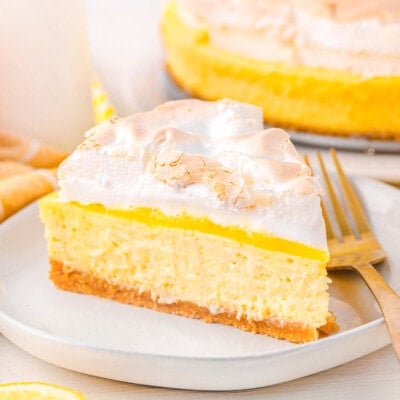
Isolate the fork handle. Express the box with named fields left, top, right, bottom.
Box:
left=354, top=263, right=400, bottom=361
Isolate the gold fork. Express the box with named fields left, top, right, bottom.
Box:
left=306, top=149, right=400, bottom=360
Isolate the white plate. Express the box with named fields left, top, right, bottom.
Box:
left=1, top=177, right=400, bottom=391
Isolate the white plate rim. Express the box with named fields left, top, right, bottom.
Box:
left=0, top=295, right=384, bottom=362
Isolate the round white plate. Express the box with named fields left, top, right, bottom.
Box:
left=0, top=177, right=399, bottom=390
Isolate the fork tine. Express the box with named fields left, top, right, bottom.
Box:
left=304, top=155, right=335, bottom=240
left=317, top=152, right=353, bottom=239
left=330, top=149, right=371, bottom=234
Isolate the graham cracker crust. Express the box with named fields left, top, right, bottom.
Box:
left=49, top=260, right=337, bottom=344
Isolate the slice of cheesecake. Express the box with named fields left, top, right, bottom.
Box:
left=39, top=99, right=336, bottom=343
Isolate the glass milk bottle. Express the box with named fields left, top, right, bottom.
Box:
left=0, top=0, right=93, bottom=152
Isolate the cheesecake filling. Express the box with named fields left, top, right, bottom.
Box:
left=174, top=0, right=400, bottom=77
left=40, top=196, right=330, bottom=329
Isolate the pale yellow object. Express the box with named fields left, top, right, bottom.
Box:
left=0, top=131, right=68, bottom=168
left=39, top=193, right=331, bottom=342
left=91, top=78, right=116, bottom=124
left=160, top=2, right=400, bottom=139
left=0, top=161, right=33, bottom=180
left=0, top=382, right=85, bottom=400
left=0, top=169, right=57, bottom=223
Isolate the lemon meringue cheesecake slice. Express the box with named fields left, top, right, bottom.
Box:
left=39, top=99, right=336, bottom=343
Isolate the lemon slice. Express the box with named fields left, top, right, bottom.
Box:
left=0, top=382, right=86, bottom=399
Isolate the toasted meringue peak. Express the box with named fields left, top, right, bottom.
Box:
left=58, top=99, right=327, bottom=250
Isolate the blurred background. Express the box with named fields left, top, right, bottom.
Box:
left=0, top=0, right=399, bottom=182
left=85, top=0, right=167, bottom=117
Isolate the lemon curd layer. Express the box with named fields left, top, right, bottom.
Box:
left=42, top=193, right=329, bottom=262
left=39, top=194, right=331, bottom=330
left=161, top=2, right=400, bottom=139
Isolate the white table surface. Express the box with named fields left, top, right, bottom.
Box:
left=1, top=0, right=399, bottom=397
left=1, top=335, right=399, bottom=399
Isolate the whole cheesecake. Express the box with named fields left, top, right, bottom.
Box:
left=39, top=99, right=336, bottom=343
left=160, top=0, right=400, bottom=140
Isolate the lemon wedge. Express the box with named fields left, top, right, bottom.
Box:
left=0, top=382, right=86, bottom=399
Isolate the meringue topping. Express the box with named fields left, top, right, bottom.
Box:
left=176, top=0, right=400, bottom=77
left=58, top=99, right=327, bottom=250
